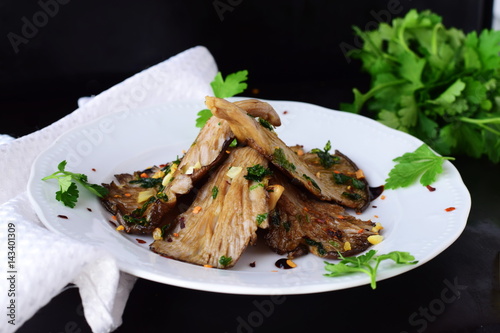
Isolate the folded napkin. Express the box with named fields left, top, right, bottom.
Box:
left=0, top=46, right=218, bottom=333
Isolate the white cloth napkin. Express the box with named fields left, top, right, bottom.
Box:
left=0, top=46, right=218, bottom=333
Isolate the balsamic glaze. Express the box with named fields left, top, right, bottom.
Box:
left=275, top=258, right=295, bottom=269
left=369, top=185, right=385, bottom=201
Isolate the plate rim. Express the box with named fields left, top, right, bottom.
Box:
left=27, top=98, right=472, bottom=294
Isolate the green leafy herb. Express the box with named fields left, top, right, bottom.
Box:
left=129, top=177, right=163, bottom=188
left=249, top=183, right=265, bottom=191
left=302, top=174, right=321, bottom=191
left=341, top=9, right=500, bottom=163
left=219, top=255, right=233, bottom=267
left=273, top=148, right=296, bottom=171
left=342, top=192, right=362, bottom=201
left=258, top=118, right=274, bottom=131
left=333, top=173, right=366, bottom=190
left=210, top=70, right=248, bottom=98
left=256, top=213, right=268, bottom=225
left=196, top=70, right=249, bottom=128
left=245, top=164, right=273, bottom=182
left=311, top=140, right=339, bottom=168
left=42, top=160, right=108, bottom=208
left=212, top=186, right=219, bottom=199
left=324, top=250, right=418, bottom=289
left=385, top=144, right=455, bottom=189
left=304, top=238, right=326, bottom=256
left=196, top=109, right=213, bottom=128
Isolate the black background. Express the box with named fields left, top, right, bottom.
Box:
left=0, top=0, right=494, bottom=137
left=2, top=1, right=500, bottom=333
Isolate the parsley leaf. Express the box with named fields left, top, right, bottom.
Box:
left=341, top=9, right=500, bottom=163
left=42, top=160, right=109, bottom=208
left=384, top=144, right=455, bottom=189
left=196, top=70, right=249, bottom=128
left=324, top=250, right=418, bottom=289
left=211, top=70, right=248, bottom=98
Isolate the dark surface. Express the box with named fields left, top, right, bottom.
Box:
left=2, top=1, right=500, bottom=332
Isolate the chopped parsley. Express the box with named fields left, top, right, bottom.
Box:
left=211, top=186, right=219, bottom=199
left=311, top=140, right=339, bottom=169
left=302, top=174, right=321, bottom=191
left=256, top=213, right=268, bottom=225
left=219, top=255, right=233, bottom=267
left=273, top=148, right=296, bottom=171
left=258, top=118, right=274, bottom=131
left=304, top=238, right=327, bottom=256
left=129, top=177, right=163, bottom=188
left=245, top=164, right=273, bottom=182
left=333, top=173, right=366, bottom=190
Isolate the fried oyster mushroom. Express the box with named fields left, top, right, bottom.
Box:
left=101, top=99, right=281, bottom=234
left=206, top=96, right=371, bottom=212
left=265, top=171, right=381, bottom=259
left=150, top=147, right=272, bottom=268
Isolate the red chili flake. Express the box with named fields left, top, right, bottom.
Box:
left=249, top=261, right=256, bottom=267
left=445, top=207, right=456, bottom=212
left=283, top=110, right=288, bottom=115
left=57, top=215, right=68, bottom=219
left=91, top=168, right=96, bottom=172
left=87, top=208, right=92, bottom=212
left=136, top=239, right=147, bottom=244
left=426, top=185, right=436, bottom=192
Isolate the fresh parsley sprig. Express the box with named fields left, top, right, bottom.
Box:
left=385, top=144, right=455, bottom=189
left=196, top=70, right=249, bottom=128
left=42, top=160, right=109, bottom=208
left=324, top=250, right=418, bottom=289
left=341, top=9, right=500, bottom=163
left=310, top=140, right=339, bottom=169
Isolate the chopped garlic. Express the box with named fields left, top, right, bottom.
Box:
left=355, top=169, right=365, bottom=179
left=371, top=222, right=384, bottom=233
left=368, top=235, right=384, bottom=245
left=184, top=161, right=201, bottom=175
left=137, top=189, right=156, bottom=203
left=343, top=241, right=351, bottom=251
left=152, top=228, right=163, bottom=240
left=162, top=163, right=178, bottom=186
left=267, top=184, right=285, bottom=210
left=226, top=166, right=242, bottom=178
left=152, top=170, right=165, bottom=179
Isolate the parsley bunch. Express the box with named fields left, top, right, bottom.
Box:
left=196, top=70, right=249, bottom=128
left=42, top=160, right=108, bottom=208
left=341, top=9, right=500, bottom=163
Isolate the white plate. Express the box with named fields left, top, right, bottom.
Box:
left=27, top=99, right=471, bottom=294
